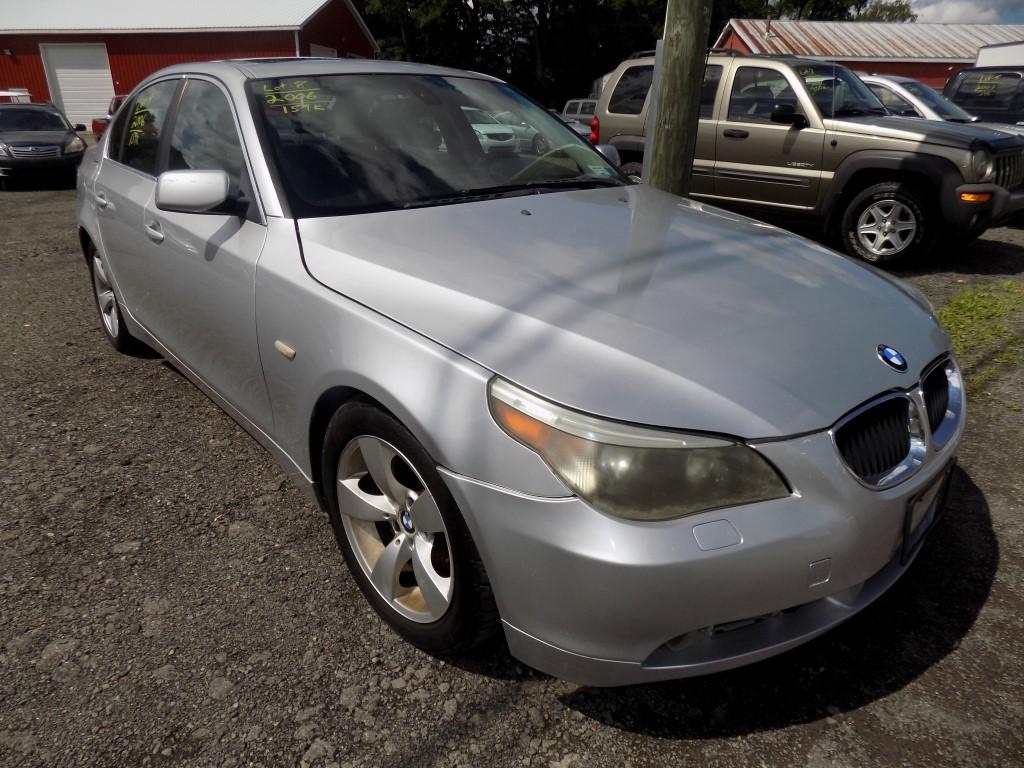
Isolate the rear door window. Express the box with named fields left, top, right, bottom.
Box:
left=608, top=65, right=654, bottom=115
left=118, top=80, right=179, bottom=175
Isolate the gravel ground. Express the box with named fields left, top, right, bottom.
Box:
left=1, top=186, right=1022, bottom=768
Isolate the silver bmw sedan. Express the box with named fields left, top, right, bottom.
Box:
left=77, top=59, right=964, bottom=686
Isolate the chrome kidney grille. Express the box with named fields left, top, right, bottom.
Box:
left=833, top=357, right=963, bottom=488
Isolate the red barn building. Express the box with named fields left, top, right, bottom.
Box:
left=715, top=19, right=1024, bottom=88
left=0, top=0, right=378, bottom=126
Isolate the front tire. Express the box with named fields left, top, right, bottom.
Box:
left=87, top=244, right=146, bottom=355
left=840, top=181, right=933, bottom=265
left=321, top=402, right=499, bottom=655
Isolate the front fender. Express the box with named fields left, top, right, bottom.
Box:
left=254, top=218, right=569, bottom=499
left=825, top=150, right=964, bottom=221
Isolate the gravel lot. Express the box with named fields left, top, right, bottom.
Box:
left=1, top=185, right=1022, bottom=768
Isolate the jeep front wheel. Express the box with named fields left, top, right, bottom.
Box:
left=840, top=182, right=933, bottom=265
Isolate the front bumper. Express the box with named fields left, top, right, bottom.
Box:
left=441, top=424, right=962, bottom=687
left=0, top=153, right=83, bottom=176
left=942, top=181, right=1024, bottom=232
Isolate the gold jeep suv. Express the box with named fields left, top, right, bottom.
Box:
left=594, top=51, right=1024, bottom=264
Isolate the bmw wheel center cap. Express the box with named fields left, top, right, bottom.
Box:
left=400, top=510, right=415, bottom=533
left=877, top=344, right=908, bottom=372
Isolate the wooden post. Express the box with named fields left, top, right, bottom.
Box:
left=647, top=0, right=713, bottom=197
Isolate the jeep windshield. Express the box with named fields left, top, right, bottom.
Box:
left=795, top=64, right=887, bottom=119
left=251, top=74, right=624, bottom=217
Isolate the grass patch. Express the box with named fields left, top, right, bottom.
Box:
left=936, top=279, right=1024, bottom=393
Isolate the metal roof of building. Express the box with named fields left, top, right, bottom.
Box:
left=715, top=19, right=1024, bottom=62
left=0, top=0, right=361, bottom=33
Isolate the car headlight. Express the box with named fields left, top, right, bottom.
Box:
left=0, top=142, right=8, bottom=157
left=971, top=148, right=994, bottom=182
left=488, top=378, right=790, bottom=521
left=64, top=136, right=86, bottom=154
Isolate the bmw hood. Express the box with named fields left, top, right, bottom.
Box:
left=297, top=185, right=949, bottom=439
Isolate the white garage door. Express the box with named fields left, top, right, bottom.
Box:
left=40, top=43, right=116, bottom=127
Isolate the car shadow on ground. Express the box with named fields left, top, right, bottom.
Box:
left=894, top=231, right=1024, bottom=279
left=551, top=465, right=996, bottom=739
left=0, top=175, right=76, bottom=192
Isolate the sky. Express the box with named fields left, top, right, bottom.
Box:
left=912, top=0, right=1024, bottom=24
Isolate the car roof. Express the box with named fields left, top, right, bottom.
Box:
left=139, top=57, right=502, bottom=88
left=623, top=52, right=844, bottom=69
left=0, top=102, right=61, bottom=110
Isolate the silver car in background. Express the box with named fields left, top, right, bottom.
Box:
left=77, top=59, right=964, bottom=686
left=862, top=73, right=1024, bottom=138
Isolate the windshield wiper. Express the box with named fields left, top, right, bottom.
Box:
left=402, top=176, right=625, bottom=209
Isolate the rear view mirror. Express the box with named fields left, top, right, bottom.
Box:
left=74, top=123, right=87, bottom=132
left=156, top=170, right=231, bottom=214
left=770, top=103, right=807, bottom=127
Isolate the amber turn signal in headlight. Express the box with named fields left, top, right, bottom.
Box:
left=488, top=378, right=790, bottom=521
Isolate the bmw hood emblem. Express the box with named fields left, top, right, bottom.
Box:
left=877, top=344, right=908, bottom=372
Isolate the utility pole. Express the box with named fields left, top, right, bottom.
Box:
left=647, top=0, right=713, bottom=197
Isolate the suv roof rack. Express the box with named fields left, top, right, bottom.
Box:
left=628, top=50, right=657, bottom=59
left=707, top=48, right=745, bottom=56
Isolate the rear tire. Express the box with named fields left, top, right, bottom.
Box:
left=840, top=181, right=934, bottom=266
left=87, top=244, right=147, bottom=355
left=321, top=402, right=499, bottom=655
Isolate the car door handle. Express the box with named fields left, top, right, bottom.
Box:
left=94, top=192, right=112, bottom=210
left=144, top=221, right=164, bottom=243
left=723, top=129, right=750, bottom=139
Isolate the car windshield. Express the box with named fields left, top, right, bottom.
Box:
left=794, top=64, right=886, bottom=118
left=252, top=74, right=624, bottom=217
left=899, top=80, right=975, bottom=122
left=0, top=108, right=68, bottom=131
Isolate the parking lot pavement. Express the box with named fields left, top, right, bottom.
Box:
left=1, top=186, right=1022, bottom=768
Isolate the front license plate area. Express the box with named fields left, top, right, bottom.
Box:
left=901, top=461, right=955, bottom=565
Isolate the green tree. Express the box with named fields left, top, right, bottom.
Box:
left=855, top=0, right=917, bottom=21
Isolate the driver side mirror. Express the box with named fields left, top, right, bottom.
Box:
left=73, top=123, right=87, bottom=132
left=770, top=103, right=807, bottom=128
left=156, top=170, right=233, bottom=214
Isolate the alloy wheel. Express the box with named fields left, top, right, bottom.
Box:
left=91, top=254, right=120, bottom=338
left=856, top=200, right=917, bottom=258
left=336, top=436, right=453, bottom=623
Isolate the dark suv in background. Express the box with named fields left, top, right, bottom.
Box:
left=0, top=103, right=87, bottom=188
left=593, top=51, right=1024, bottom=264
left=944, top=67, right=1024, bottom=127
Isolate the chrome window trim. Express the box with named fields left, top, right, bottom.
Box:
left=829, top=355, right=963, bottom=490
